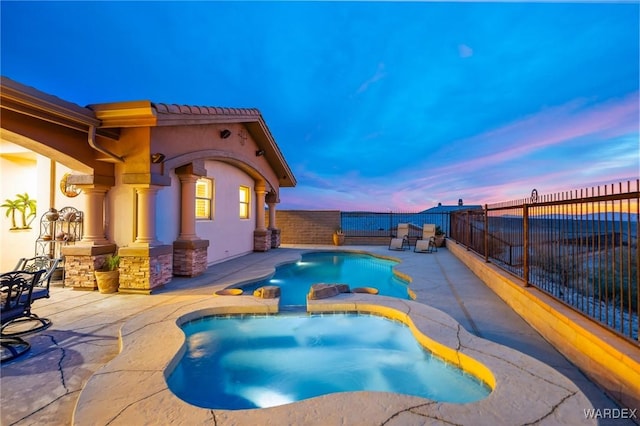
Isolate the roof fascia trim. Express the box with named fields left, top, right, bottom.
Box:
left=1, top=76, right=100, bottom=129
left=89, top=100, right=157, bottom=128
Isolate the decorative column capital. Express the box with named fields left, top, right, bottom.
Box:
left=254, top=181, right=267, bottom=194
left=266, top=190, right=280, bottom=204
left=175, top=161, right=207, bottom=177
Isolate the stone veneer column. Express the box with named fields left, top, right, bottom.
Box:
left=253, top=183, right=271, bottom=251
left=266, top=191, right=280, bottom=249
left=118, top=184, right=173, bottom=293
left=61, top=179, right=116, bottom=291
left=173, top=165, right=209, bottom=277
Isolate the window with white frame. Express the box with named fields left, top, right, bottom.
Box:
left=195, top=178, right=213, bottom=220
left=239, top=186, right=250, bottom=219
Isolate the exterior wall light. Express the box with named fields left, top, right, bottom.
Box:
left=256, top=149, right=265, bottom=156
left=151, top=153, right=166, bottom=163
left=220, top=129, right=232, bottom=139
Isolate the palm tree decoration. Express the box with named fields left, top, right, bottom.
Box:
left=1, top=198, right=20, bottom=229
left=16, top=193, right=37, bottom=229
left=1, top=193, right=37, bottom=229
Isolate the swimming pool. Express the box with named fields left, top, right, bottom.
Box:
left=167, top=313, right=491, bottom=410
left=239, top=251, right=410, bottom=305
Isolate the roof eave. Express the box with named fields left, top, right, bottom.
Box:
left=1, top=76, right=101, bottom=132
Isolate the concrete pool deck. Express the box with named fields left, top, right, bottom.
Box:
left=0, top=246, right=631, bottom=425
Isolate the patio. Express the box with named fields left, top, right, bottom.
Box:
left=0, top=246, right=631, bottom=425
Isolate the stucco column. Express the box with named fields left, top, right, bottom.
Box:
left=134, top=186, right=160, bottom=246
left=265, top=191, right=281, bottom=249
left=255, top=183, right=267, bottom=232
left=266, top=190, right=279, bottom=230
left=79, top=186, right=111, bottom=245
left=177, top=174, right=199, bottom=241
left=267, top=202, right=277, bottom=229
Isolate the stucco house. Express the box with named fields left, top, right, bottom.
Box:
left=0, top=76, right=296, bottom=293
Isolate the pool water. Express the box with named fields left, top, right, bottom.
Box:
left=240, top=251, right=410, bottom=305
left=167, top=314, right=491, bottom=410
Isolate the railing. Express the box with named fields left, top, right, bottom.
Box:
left=340, top=211, right=453, bottom=242
left=450, top=180, right=639, bottom=344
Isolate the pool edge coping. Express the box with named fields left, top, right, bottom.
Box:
left=72, top=293, right=595, bottom=425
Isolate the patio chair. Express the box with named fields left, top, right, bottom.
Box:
left=389, top=223, right=410, bottom=251
left=3, top=256, right=58, bottom=334
left=1, top=270, right=44, bottom=363
left=14, top=256, right=60, bottom=303
left=414, top=224, right=437, bottom=253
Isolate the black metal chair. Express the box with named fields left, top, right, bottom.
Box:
left=14, top=256, right=60, bottom=301
left=1, top=270, right=44, bottom=363
left=7, top=256, right=60, bottom=333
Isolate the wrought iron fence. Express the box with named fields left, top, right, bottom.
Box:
left=450, top=180, right=639, bottom=344
left=340, top=211, right=452, bottom=240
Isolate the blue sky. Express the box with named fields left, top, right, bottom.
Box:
left=1, top=1, right=638, bottom=211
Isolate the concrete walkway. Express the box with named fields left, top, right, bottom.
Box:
left=0, top=246, right=630, bottom=425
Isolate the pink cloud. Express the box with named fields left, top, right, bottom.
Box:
left=281, top=94, right=638, bottom=211
left=437, top=92, right=639, bottom=175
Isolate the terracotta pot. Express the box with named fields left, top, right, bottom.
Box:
left=95, top=270, right=119, bottom=294
left=332, top=233, right=345, bottom=246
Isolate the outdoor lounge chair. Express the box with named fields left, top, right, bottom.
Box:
left=414, top=224, right=437, bottom=253
left=4, top=256, right=59, bottom=334
left=1, top=270, right=44, bottom=362
left=389, top=223, right=410, bottom=250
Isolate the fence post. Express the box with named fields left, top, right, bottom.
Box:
left=523, top=203, right=530, bottom=287
left=484, top=204, right=489, bottom=263
left=467, top=211, right=472, bottom=250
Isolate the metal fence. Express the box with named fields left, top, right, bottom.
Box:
left=450, top=180, right=639, bottom=344
left=340, top=211, right=452, bottom=240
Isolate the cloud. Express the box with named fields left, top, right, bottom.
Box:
left=432, top=92, right=639, bottom=176
left=356, top=62, right=387, bottom=94
left=458, top=44, right=473, bottom=58
left=280, top=92, right=639, bottom=211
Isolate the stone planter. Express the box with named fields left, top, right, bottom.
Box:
left=95, top=270, right=119, bottom=294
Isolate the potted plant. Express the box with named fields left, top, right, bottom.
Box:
left=332, top=228, right=345, bottom=246
left=95, top=254, right=120, bottom=294
left=434, top=226, right=446, bottom=247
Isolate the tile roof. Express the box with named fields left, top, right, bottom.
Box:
left=152, top=103, right=261, bottom=117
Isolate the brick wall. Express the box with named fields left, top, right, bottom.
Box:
left=275, top=210, right=340, bottom=245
